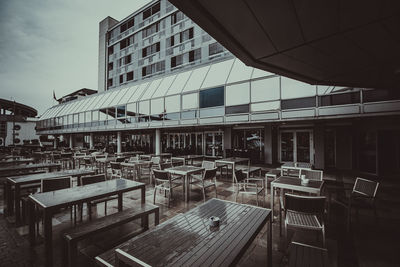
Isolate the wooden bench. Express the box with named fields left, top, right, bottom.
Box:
left=63, top=203, right=159, bottom=267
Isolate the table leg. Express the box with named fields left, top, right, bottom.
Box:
left=268, top=214, right=272, bottom=267
left=271, top=184, right=274, bottom=222
left=183, top=174, right=188, bottom=203
left=28, top=200, right=36, bottom=246
left=15, top=184, right=21, bottom=225
left=118, top=193, right=123, bottom=211
left=141, top=186, right=145, bottom=204
left=43, top=210, right=53, bottom=267
left=5, top=182, right=13, bottom=216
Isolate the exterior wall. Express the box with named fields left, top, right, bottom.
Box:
left=5, top=121, right=39, bottom=146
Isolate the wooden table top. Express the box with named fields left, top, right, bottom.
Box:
left=272, top=176, right=323, bottom=190
left=29, top=178, right=145, bottom=209
left=215, top=157, right=249, bottom=164
left=7, top=169, right=95, bottom=185
left=97, top=198, right=271, bottom=267
left=166, top=165, right=204, bottom=175
left=121, top=160, right=150, bottom=167
left=0, top=162, right=61, bottom=173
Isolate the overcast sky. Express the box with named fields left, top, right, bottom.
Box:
left=0, top=0, right=151, bottom=116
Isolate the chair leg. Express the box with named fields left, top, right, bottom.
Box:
left=168, top=190, right=171, bottom=208
left=104, top=201, right=107, bottom=215
left=322, top=227, right=326, bottom=248
left=202, top=187, right=206, bottom=202
left=214, top=185, right=217, bottom=199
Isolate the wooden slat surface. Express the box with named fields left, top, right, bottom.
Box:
left=97, top=199, right=270, bottom=267
left=7, top=169, right=95, bottom=185
left=0, top=163, right=61, bottom=175
left=289, top=242, right=329, bottom=267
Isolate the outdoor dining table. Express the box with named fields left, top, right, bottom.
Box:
left=166, top=165, right=204, bottom=203
left=72, top=154, right=93, bottom=169
left=174, top=154, right=204, bottom=165
left=0, top=158, right=34, bottom=167
left=28, top=178, right=146, bottom=267
left=121, top=160, right=151, bottom=180
left=5, top=169, right=96, bottom=224
left=95, top=156, right=117, bottom=173
left=270, top=176, right=324, bottom=222
left=215, top=157, right=250, bottom=182
left=96, top=198, right=272, bottom=267
left=0, top=162, right=61, bottom=177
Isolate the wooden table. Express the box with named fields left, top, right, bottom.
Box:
left=215, top=157, right=250, bottom=182
left=289, top=242, right=328, bottom=267
left=270, top=176, right=324, bottom=221
left=0, top=163, right=61, bottom=177
left=5, top=169, right=95, bottom=224
left=96, top=198, right=272, bottom=267
left=166, top=165, right=204, bottom=202
left=28, top=178, right=146, bottom=267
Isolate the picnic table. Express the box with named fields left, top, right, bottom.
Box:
left=0, top=162, right=61, bottom=177
left=96, top=198, right=272, bottom=267
left=28, top=178, right=146, bottom=267
left=5, top=169, right=96, bottom=224
left=166, top=165, right=204, bottom=202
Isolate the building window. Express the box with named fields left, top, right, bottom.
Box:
left=121, top=18, right=134, bottom=33
left=143, top=2, right=160, bottom=20
left=167, top=36, right=175, bottom=47
left=171, top=54, right=183, bottom=68
left=171, top=11, right=184, bottom=25
left=319, top=92, right=360, bottom=106
left=125, top=54, right=132, bottom=64
left=199, top=86, right=224, bottom=108
left=108, top=62, right=113, bottom=71
left=363, top=89, right=400, bottom=103
left=209, top=42, right=224, bottom=56
left=226, top=104, right=249, bottom=114
left=127, top=71, right=134, bottom=81
left=119, top=75, right=124, bottom=84
left=281, top=97, right=316, bottom=110
left=142, top=61, right=165, bottom=77
left=189, top=48, right=201, bottom=62
left=107, top=78, right=113, bottom=87
left=180, top=27, right=194, bottom=43
left=142, top=22, right=160, bottom=38
left=108, top=46, right=114, bottom=55
left=120, top=37, right=131, bottom=49
left=142, top=42, right=160, bottom=58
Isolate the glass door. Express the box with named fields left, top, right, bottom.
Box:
left=280, top=130, right=313, bottom=164
left=205, top=131, right=224, bottom=156
left=296, top=132, right=310, bottom=163
left=196, top=133, right=203, bottom=155
left=281, top=132, right=294, bottom=162
left=205, top=133, right=214, bottom=156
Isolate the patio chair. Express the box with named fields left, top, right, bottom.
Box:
left=332, top=177, right=379, bottom=230
left=160, top=162, right=184, bottom=181
left=153, top=169, right=182, bottom=207
left=60, top=153, right=73, bottom=169
left=109, top=162, right=122, bottom=179
left=284, top=193, right=326, bottom=247
left=234, top=169, right=265, bottom=207
left=190, top=168, right=218, bottom=202
left=202, top=160, right=215, bottom=169
left=281, top=166, right=301, bottom=178
left=80, top=174, right=117, bottom=220
left=300, top=169, right=323, bottom=181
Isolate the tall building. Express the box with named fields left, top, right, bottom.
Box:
left=37, top=0, right=400, bottom=178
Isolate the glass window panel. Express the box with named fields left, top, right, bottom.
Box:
left=117, top=105, right=126, bottom=117
left=129, top=82, right=150, bottom=102
left=165, top=95, right=180, bottom=113
left=91, top=93, right=108, bottom=110
left=76, top=98, right=91, bottom=113
left=80, top=97, right=96, bottom=112
left=251, top=77, right=280, bottom=102
left=99, top=109, right=107, bottom=121
left=85, top=111, right=91, bottom=122
left=139, top=100, right=150, bottom=116
left=363, top=89, right=400, bottom=102
left=87, top=95, right=103, bottom=110
left=108, top=87, right=129, bottom=107
left=226, top=82, right=250, bottom=106
left=199, top=86, right=224, bottom=108
left=152, top=75, right=175, bottom=97
left=164, top=112, right=180, bottom=120
left=181, top=110, right=197, bottom=119
left=119, top=85, right=138, bottom=104
left=140, top=78, right=163, bottom=100
left=281, top=77, right=316, bottom=99
left=281, top=97, right=316, bottom=110
left=319, top=92, right=360, bottom=106
left=182, top=93, right=198, bottom=110
left=199, top=107, right=224, bottom=117
left=226, top=104, right=249, bottom=114
left=226, top=59, right=253, bottom=84
left=151, top=98, right=164, bottom=115
left=166, top=70, right=192, bottom=95
left=251, top=101, right=280, bottom=112
left=251, top=68, right=274, bottom=79
left=79, top=112, right=85, bottom=124
left=126, top=102, right=137, bottom=117
left=182, top=65, right=210, bottom=93
left=73, top=100, right=86, bottom=113
left=201, top=59, right=234, bottom=89
left=101, top=90, right=120, bottom=108
left=66, top=101, right=81, bottom=115
left=317, top=85, right=348, bottom=95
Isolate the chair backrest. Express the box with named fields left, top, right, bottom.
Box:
left=110, top=162, right=121, bottom=170
left=153, top=169, right=169, bottom=182
left=233, top=169, right=246, bottom=183
left=202, top=160, right=215, bottom=169
left=281, top=166, right=300, bottom=178
left=284, top=193, right=326, bottom=215
left=129, top=155, right=139, bottom=162
left=300, top=169, right=323, bottom=181
left=80, top=174, right=106, bottom=186
left=61, top=153, right=72, bottom=159
left=353, top=177, right=379, bottom=198
left=115, top=157, right=125, bottom=163
left=160, top=162, right=172, bottom=170
left=296, top=162, right=313, bottom=169
left=75, top=153, right=86, bottom=157
left=95, top=154, right=107, bottom=160
left=203, top=168, right=217, bottom=180
left=140, top=155, right=151, bottom=161
left=151, top=156, right=161, bottom=164
left=41, top=176, right=71, bottom=192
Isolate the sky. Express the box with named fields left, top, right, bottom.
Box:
left=0, top=0, right=151, bottom=116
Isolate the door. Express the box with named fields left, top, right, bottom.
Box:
left=280, top=130, right=313, bottom=164
left=205, top=131, right=224, bottom=156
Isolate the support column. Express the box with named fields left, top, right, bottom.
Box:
left=117, top=132, right=122, bottom=154
left=155, top=129, right=161, bottom=155
left=53, top=135, right=57, bottom=149
left=264, top=125, right=273, bottom=165
left=314, top=124, right=325, bottom=170
left=223, top=127, right=232, bottom=157
left=69, top=135, right=73, bottom=149
left=89, top=133, right=94, bottom=149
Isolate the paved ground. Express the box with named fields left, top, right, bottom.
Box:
left=0, top=168, right=399, bottom=267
